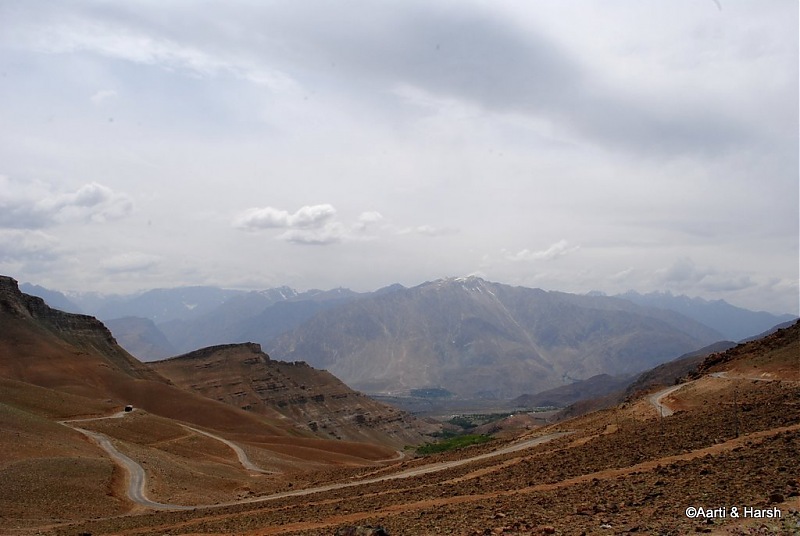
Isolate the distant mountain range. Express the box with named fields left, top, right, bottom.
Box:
left=19, top=283, right=84, bottom=314
left=266, top=277, right=725, bottom=398
left=104, top=316, right=177, bottom=361
left=19, top=277, right=796, bottom=399
left=613, top=290, right=796, bottom=341
left=159, top=287, right=359, bottom=355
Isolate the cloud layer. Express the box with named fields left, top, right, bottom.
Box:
left=0, top=1, right=795, bottom=314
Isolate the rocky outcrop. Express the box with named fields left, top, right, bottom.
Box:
left=0, top=276, right=157, bottom=380
left=152, top=342, right=438, bottom=447
left=690, top=320, right=799, bottom=378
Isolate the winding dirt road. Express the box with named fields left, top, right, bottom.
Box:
left=62, top=409, right=571, bottom=511
left=649, top=370, right=789, bottom=417
left=70, top=426, right=194, bottom=511
left=61, top=410, right=274, bottom=510
left=61, top=412, right=194, bottom=510
left=179, top=424, right=275, bottom=475
left=222, top=431, right=573, bottom=508
left=649, top=384, right=684, bottom=417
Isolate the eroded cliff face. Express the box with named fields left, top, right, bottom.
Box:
left=0, top=275, right=158, bottom=380
left=152, top=343, right=438, bottom=448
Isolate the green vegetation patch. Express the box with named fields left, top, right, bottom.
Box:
left=447, top=415, right=477, bottom=430
left=416, top=434, right=493, bottom=455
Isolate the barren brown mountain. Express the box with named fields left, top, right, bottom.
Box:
left=0, top=276, right=422, bottom=531
left=151, top=342, right=438, bottom=448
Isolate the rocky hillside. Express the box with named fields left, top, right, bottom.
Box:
left=47, top=318, right=800, bottom=536
left=690, top=319, right=799, bottom=379
left=151, top=343, right=436, bottom=448
left=555, top=339, right=737, bottom=421
left=0, top=275, right=161, bottom=384
left=0, top=275, right=430, bottom=446
left=268, top=277, right=724, bottom=398
left=1, top=274, right=443, bottom=530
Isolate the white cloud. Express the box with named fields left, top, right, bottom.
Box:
left=233, top=204, right=386, bottom=245
left=0, top=179, right=133, bottom=229
left=353, top=211, right=384, bottom=232
left=652, top=257, right=761, bottom=296
left=278, top=222, right=347, bottom=246
left=508, top=240, right=579, bottom=261
left=655, top=257, right=711, bottom=285
left=233, top=204, right=337, bottom=231
left=288, top=204, right=338, bottom=228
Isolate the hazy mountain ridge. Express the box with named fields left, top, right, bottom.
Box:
left=614, top=290, right=796, bottom=341
left=159, top=288, right=361, bottom=354
left=267, top=277, right=725, bottom=399
left=510, top=373, right=634, bottom=409
left=104, top=316, right=178, bottom=361
left=19, top=283, right=84, bottom=314
left=94, top=286, right=247, bottom=323
left=21, top=278, right=794, bottom=373
left=553, top=339, right=741, bottom=421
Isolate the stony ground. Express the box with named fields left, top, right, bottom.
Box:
left=21, top=371, right=798, bottom=536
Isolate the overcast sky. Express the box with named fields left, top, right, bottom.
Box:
left=0, top=1, right=797, bottom=314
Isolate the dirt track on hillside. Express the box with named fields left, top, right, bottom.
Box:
left=90, top=423, right=799, bottom=536
left=37, top=352, right=800, bottom=536
left=180, top=425, right=276, bottom=475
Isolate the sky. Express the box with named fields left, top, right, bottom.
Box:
left=0, top=1, right=797, bottom=315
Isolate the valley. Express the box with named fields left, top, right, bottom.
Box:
left=4, top=3, right=797, bottom=534
left=2, top=275, right=798, bottom=534
left=16, top=323, right=799, bottom=535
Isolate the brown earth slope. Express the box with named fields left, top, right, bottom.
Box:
left=26, top=323, right=799, bottom=536
left=0, top=275, right=295, bottom=435
left=0, top=276, right=415, bottom=531
left=151, top=343, right=437, bottom=448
